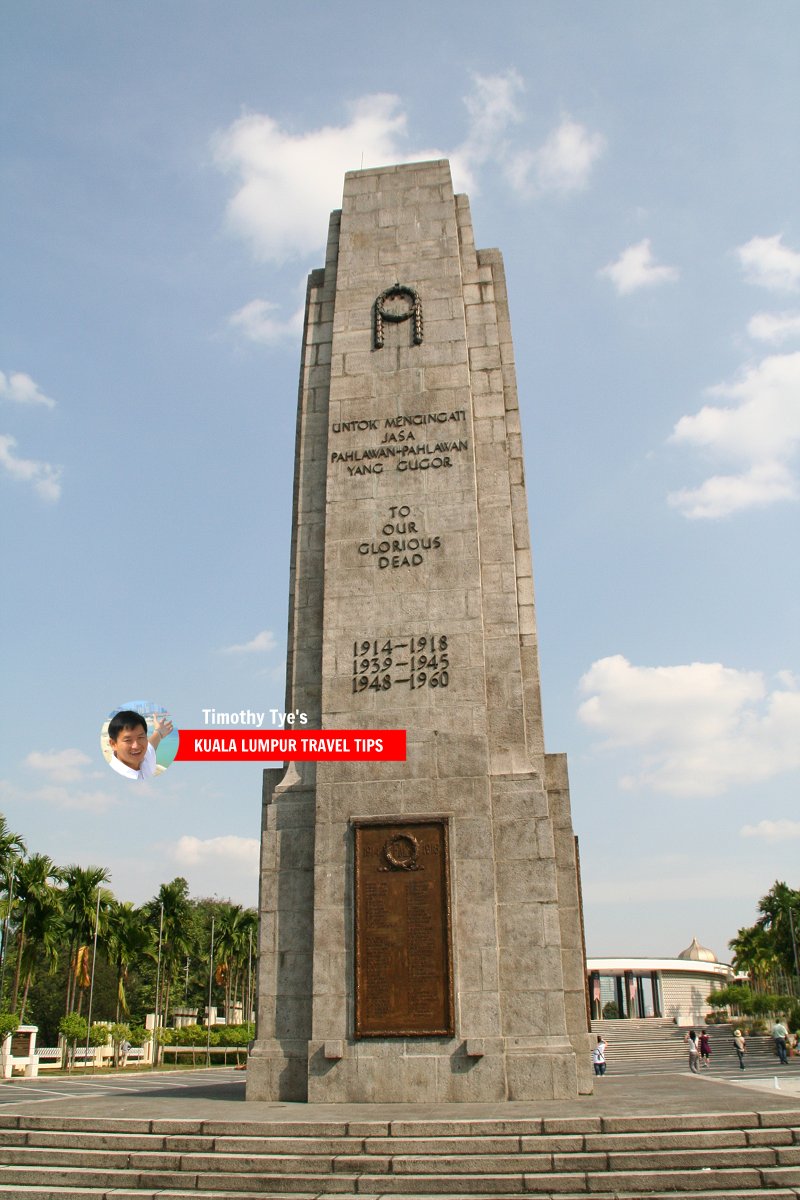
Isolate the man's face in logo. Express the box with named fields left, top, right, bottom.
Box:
left=110, top=723, right=148, bottom=770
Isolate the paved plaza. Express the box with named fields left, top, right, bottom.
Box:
left=1, top=1064, right=799, bottom=1121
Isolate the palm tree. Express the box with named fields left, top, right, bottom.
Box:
left=0, top=814, right=26, bottom=1006
left=729, top=923, right=781, bottom=992
left=17, top=884, right=63, bottom=1023
left=757, top=880, right=800, bottom=984
left=105, top=900, right=153, bottom=1020
left=60, top=864, right=111, bottom=1013
left=145, top=878, right=193, bottom=1025
left=212, top=903, right=259, bottom=1022
left=214, top=904, right=245, bottom=1021
left=9, top=853, right=61, bottom=1014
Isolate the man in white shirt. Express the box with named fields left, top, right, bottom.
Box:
left=108, top=710, right=173, bottom=780
left=772, top=1020, right=790, bottom=1065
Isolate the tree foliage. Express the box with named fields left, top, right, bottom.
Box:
left=0, top=811, right=258, bottom=1046
left=729, top=880, right=800, bottom=993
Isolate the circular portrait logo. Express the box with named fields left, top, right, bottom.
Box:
left=101, top=700, right=179, bottom=781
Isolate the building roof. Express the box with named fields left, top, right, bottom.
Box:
left=677, top=936, right=718, bottom=963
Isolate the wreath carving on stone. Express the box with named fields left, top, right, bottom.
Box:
left=374, top=283, right=423, bottom=349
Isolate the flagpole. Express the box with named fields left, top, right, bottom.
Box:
left=83, top=888, right=102, bottom=1070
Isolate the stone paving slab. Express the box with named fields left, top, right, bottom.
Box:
left=3, top=1071, right=800, bottom=1124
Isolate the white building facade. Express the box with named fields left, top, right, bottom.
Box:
left=587, top=939, right=734, bottom=1028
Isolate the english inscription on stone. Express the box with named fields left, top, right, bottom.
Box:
left=354, top=819, right=454, bottom=1037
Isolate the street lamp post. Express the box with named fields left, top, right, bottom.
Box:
left=152, top=902, right=164, bottom=1070
left=206, top=917, right=215, bottom=1067
left=0, top=867, right=17, bottom=1009
left=83, top=888, right=102, bottom=1070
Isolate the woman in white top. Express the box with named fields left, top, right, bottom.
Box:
left=592, top=1036, right=607, bottom=1076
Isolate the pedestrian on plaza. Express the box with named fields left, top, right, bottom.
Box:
left=684, top=1029, right=701, bottom=1073
left=733, top=1028, right=746, bottom=1070
left=772, top=1019, right=789, bottom=1065
left=592, top=1036, right=608, bottom=1076
left=699, top=1028, right=711, bottom=1068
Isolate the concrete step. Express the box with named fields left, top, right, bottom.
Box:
left=6, top=1144, right=798, bottom=1173
left=0, top=1110, right=798, bottom=1197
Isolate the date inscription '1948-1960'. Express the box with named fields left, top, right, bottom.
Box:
left=354, top=819, right=454, bottom=1038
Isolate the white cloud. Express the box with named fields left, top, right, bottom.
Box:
left=0, top=434, right=62, bottom=501
left=747, top=311, right=800, bottom=344
left=12, top=745, right=114, bottom=809
left=668, top=351, right=800, bottom=518
left=532, top=117, right=606, bottom=192
left=737, top=234, right=800, bottom=291
left=740, top=818, right=800, bottom=841
left=455, top=76, right=604, bottom=196
left=0, top=370, right=56, bottom=408
left=578, top=655, right=800, bottom=797
left=171, top=834, right=259, bottom=870
left=599, top=238, right=679, bottom=295
left=221, top=629, right=277, bottom=654
left=667, top=461, right=796, bottom=520
left=455, top=69, right=524, bottom=187
left=0, top=778, right=117, bottom=814
left=214, top=75, right=605, bottom=264
left=229, top=298, right=305, bottom=346
left=24, top=748, right=93, bottom=784
left=214, top=93, right=442, bottom=263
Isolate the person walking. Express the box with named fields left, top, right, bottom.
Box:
left=684, top=1029, right=701, bottom=1073
left=733, top=1028, right=746, bottom=1070
left=772, top=1020, right=789, bottom=1065
left=591, top=1036, right=608, bottom=1076
left=699, top=1028, right=711, bottom=1069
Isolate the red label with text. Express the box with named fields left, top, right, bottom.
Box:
left=175, top=729, right=406, bottom=762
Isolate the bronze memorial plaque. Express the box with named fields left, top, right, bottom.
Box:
left=354, top=818, right=454, bottom=1037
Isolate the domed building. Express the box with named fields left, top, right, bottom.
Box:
left=678, top=936, right=718, bottom=963
left=587, top=938, right=733, bottom=1027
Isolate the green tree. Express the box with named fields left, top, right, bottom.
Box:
left=0, top=814, right=26, bottom=1006
left=108, top=1021, right=132, bottom=1068
left=9, top=853, right=62, bottom=1016
left=105, top=900, right=153, bottom=1020
left=59, top=1011, right=88, bottom=1072
left=0, top=1011, right=20, bottom=1077
left=729, top=924, right=781, bottom=991
left=146, top=878, right=193, bottom=1026
left=757, top=881, right=800, bottom=983
left=214, top=903, right=257, bottom=1022
left=60, top=865, right=111, bottom=1014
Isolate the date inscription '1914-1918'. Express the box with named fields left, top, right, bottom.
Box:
left=354, top=819, right=454, bottom=1038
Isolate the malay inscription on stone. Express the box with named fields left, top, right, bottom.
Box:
left=354, top=818, right=454, bottom=1038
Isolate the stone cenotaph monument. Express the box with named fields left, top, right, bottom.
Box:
left=247, top=160, right=592, bottom=1103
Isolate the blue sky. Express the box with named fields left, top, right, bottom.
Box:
left=2, top=1, right=799, bottom=959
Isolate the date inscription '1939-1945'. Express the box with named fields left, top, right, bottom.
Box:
left=351, top=634, right=449, bottom=693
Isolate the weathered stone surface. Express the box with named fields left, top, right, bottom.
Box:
left=248, top=160, right=590, bottom=1103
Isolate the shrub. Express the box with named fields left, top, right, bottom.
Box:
left=0, top=1013, right=20, bottom=1042
left=214, top=1022, right=255, bottom=1046
left=0, top=1013, right=20, bottom=1073
left=58, top=1013, right=88, bottom=1072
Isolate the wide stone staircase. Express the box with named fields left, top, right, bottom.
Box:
left=0, top=1108, right=799, bottom=1198
left=590, top=1018, right=789, bottom=1073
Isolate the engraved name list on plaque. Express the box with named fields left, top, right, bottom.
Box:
left=247, top=159, right=593, bottom=1104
